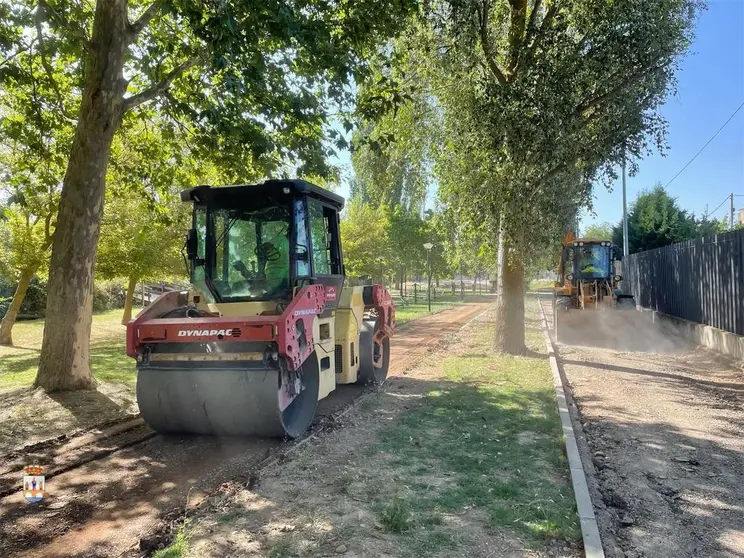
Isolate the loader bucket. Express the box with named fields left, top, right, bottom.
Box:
left=136, top=362, right=320, bottom=438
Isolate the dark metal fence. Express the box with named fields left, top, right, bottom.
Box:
left=624, top=228, right=744, bottom=335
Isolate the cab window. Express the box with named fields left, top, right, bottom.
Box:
left=308, top=199, right=331, bottom=275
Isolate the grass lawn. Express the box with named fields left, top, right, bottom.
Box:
left=528, top=278, right=555, bottom=291
left=177, top=296, right=580, bottom=558
left=367, top=298, right=579, bottom=550
left=394, top=292, right=490, bottom=325
left=0, top=307, right=140, bottom=392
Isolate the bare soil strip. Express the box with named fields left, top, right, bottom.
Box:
left=0, top=301, right=489, bottom=558
left=0, top=420, right=155, bottom=498
left=544, top=297, right=744, bottom=558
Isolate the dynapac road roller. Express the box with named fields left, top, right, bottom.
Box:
left=126, top=180, right=394, bottom=438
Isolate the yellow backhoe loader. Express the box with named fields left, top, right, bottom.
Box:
left=553, top=232, right=635, bottom=343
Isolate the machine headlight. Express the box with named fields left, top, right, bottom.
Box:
left=567, top=273, right=574, bottom=281
left=578, top=242, right=584, bottom=246
left=614, top=275, right=622, bottom=282
left=573, top=242, right=579, bottom=246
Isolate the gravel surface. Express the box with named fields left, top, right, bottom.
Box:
left=548, top=300, right=744, bottom=558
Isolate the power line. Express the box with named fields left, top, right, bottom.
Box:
left=706, top=195, right=730, bottom=219
left=664, top=100, right=744, bottom=189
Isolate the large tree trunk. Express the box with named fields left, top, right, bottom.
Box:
left=121, top=277, right=138, bottom=325
left=34, top=0, right=130, bottom=392
left=0, top=267, right=35, bottom=346
left=493, top=228, right=526, bottom=354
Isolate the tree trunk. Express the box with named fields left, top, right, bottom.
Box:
left=34, top=0, right=130, bottom=392
left=121, top=277, right=138, bottom=325
left=493, top=228, right=526, bottom=354
left=0, top=267, right=35, bottom=346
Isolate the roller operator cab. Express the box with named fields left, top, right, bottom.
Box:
left=126, top=180, right=395, bottom=439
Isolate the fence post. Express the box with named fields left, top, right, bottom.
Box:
left=414, top=283, right=418, bottom=304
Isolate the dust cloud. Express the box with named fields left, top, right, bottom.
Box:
left=553, top=304, right=689, bottom=354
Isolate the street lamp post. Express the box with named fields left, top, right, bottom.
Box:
left=423, top=243, right=433, bottom=313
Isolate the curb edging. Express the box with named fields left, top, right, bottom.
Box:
left=538, top=297, right=605, bottom=558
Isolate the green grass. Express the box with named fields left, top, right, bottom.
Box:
left=369, top=299, right=580, bottom=552
left=0, top=307, right=140, bottom=391
left=394, top=293, right=490, bottom=325
left=153, top=526, right=191, bottom=558
left=528, top=278, right=555, bottom=291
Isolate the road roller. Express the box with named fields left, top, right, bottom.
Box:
left=126, top=179, right=394, bottom=438
left=552, top=231, right=636, bottom=344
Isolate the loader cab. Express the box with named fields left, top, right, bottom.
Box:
left=182, top=180, right=345, bottom=309
left=558, top=239, right=622, bottom=290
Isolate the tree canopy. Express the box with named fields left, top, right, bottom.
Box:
left=345, top=0, right=701, bottom=352
left=582, top=222, right=614, bottom=241
left=0, top=0, right=419, bottom=390
left=612, top=184, right=726, bottom=254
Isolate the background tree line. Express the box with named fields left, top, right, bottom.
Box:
left=0, top=0, right=703, bottom=391
left=582, top=183, right=728, bottom=254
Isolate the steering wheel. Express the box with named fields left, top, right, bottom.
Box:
left=232, top=260, right=254, bottom=280
left=258, top=242, right=281, bottom=262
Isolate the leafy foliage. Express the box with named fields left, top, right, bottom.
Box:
left=339, top=199, right=391, bottom=279
left=582, top=222, right=614, bottom=241
left=612, top=184, right=727, bottom=254
left=345, top=0, right=701, bottom=352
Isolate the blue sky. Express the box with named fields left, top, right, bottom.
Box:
left=581, top=0, right=744, bottom=230
left=333, top=1, right=744, bottom=225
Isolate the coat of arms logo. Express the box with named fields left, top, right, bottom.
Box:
left=23, top=465, right=45, bottom=503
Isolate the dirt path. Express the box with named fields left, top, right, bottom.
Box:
left=544, top=298, right=744, bottom=558
left=0, top=301, right=489, bottom=558
left=174, top=298, right=580, bottom=558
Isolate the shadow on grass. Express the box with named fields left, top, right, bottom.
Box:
left=370, top=375, right=578, bottom=544
left=47, top=389, right=131, bottom=426
left=90, top=343, right=136, bottom=385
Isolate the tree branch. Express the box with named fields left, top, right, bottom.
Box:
left=129, top=1, right=164, bottom=38
left=476, top=1, right=507, bottom=86
left=539, top=2, right=557, bottom=33
left=574, top=59, right=668, bottom=118
left=506, top=0, right=527, bottom=75
left=44, top=211, right=53, bottom=245
left=40, top=0, right=91, bottom=48
left=526, top=0, right=543, bottom=37
left=35, top=2, right=72, bottom=118
left=123, top=56, right=201, bottom=111
left=515, top=1, right=555, bottom=77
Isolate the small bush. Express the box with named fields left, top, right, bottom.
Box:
left=0, top=276, right=48, bottom=320
left=92, top=280, right=127, bottom=313
left=378, top=496, right=412, bottom=533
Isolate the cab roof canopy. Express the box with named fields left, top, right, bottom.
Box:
left=180, top=179, right=345, bottom=210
